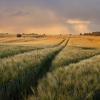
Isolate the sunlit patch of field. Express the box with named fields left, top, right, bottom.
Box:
left=0, top=35, right=63, bottom=47
left=68, top=36, right=100, bottom=48
left=0, top=35, right=100, bottom=48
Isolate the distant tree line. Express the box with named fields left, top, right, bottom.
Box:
left=80, top=32, right=100, bottom=36
left=16, top=33, right=46, bottom=38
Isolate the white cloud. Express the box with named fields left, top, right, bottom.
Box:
left=65, top=19, right=91, bottom=34
left=66, top=19, right=90, bottom=25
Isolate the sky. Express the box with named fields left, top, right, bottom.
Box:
left=0, top=0, right=100, bottom=34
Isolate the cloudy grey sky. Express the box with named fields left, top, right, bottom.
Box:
left=0, top=0, right=100, bottom=34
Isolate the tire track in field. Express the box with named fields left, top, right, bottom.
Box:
left=19, top=40, right=68, bottom=100
left=53, top=39, right=66, bottom=47
left=65, top=52, right=100, bottom=67
left=32, top=37, right=70, bottom=97
left=59, top=48, right=100, bottom=68
left=50, top=41, right=100, bottom=70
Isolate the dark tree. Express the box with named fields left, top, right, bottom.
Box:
left=16, top=34, right=22, bottom=38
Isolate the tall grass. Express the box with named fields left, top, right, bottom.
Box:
left=0, top=46, right=37, bottom=58
left=0, top=39, right=65, bottom=58
left=51, top=46, right=100, bottom=70
left=30, top=55, right=100, bottom=100
left=0, top=41, right=65, bottom=100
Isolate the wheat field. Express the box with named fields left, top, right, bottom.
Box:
left=0, top=35, right=100, bottom=100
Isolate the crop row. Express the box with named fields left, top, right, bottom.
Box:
left=0, top=46, right=37, bottom=58
left=0, top=39, right=65, bottom=59
left=51, top=46, right=100, bottom=70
